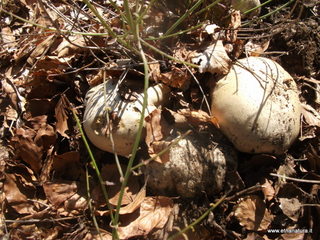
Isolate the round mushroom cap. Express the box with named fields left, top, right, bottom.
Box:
left=83, top=80, right=170, bottom=157
left=231, top=0, right=261, bottom=18
left=211, top=57, right=301, bottom=154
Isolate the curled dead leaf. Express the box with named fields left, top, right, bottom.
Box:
left=234, top=195, right=274, bottom=231
left=43, top=180, right=87, bottom=215
left=117, top=196, right=173, bottom=239
left=11, top=128, right=42, bottom=174
left=55, top=95, right=71, bottom=138
left=301, top=103, right=320, bottom=127
left=244, top=40, right=270, bottom=57
left=261, top=178, right=275, bottom=201
left=226, top=10, right=241, bottom=42
left=4, top=165, right=37, bottom=215
left=92, top=164, right=142, bottom=213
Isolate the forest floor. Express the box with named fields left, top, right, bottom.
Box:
left=0, top=0, right=320, bottom=239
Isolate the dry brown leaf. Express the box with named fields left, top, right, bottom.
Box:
left=34, top=124, right=56, bottom=151
left=145, top=108, right=217, bottom=163
left=11, top=128, right=42, bottom=174
left=148, top=45, right=192, bottom=89
left=43, top=180, right=87, bottom=215
left=301, top=103, right=320, bottom=127
left=83, top=229, right=113, bottom=240
left=43, top=181, right=78, bottom=207
left=55, top=95, right=70, bottom=138
left=33, top=56, right=69, bottom=71
left=52, top=151, right=81, bottom=179
left=53, top=35, right=86, bottom=58
left=234, top=195, right=274, bottom=231
left=280, top=230, right=305, bottom=240
left=154, top=66, right=191, bottom=89
left=27, top=34, right=56, bottom=65
left=118, top=196, right=173, bottom=239
left=88, top=69, right=104, bottom=86
left=149, top=62, right=161, bottom=82
left=95, top=183, right=146, bottom=216
left=277, top=183, right=305, bottom=222
left=8, top=224, right=42, bottom=240
left=145, top=109, right=173, bottom=163
left=3, top=107, right=18, bottom=129
left=191, top=40, right=232, bottom=75
left=245, top=40, right=270, bottom=56
left=177, top=109, right=212, bottom=125
left=119, top=183, right=146, bottom=215
left=261, top=178, right=275, bottom=201
left=145, top=109, right=165, bottom=144
left=2, top=78, right=19, bottom=110
left=1, top=27, right=16, bottom=48
left=226, top=10, right=241, bottom=42
left=25, top=115, right=47, bottom=129
left=279, top=198, right=302, bottom=222
left=92, top=164, right=141, bottom=208
left=4, top=170, right=37, bottom=215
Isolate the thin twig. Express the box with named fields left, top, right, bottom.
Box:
left=270, top=173, right=320, bottom=184
left=225, top=184, right=262, bottom=201
left=5, top=216, right=79, bottom=223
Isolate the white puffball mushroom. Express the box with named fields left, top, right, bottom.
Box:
left=211, top=57, right=301, bottom=154
left=231, top=0, right=261, bottom=18
left=144, top=130, right=237, bottom=198
left=83, top=80, right=170, bottom=157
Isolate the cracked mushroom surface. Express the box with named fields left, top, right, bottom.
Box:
left=83, top=80, right=170, bottom=157
left=211, top=57, right=301, bottom=154
left=144, top=128, right=237, bottom=198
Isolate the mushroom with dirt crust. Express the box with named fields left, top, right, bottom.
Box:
left=211, top=57, right=301, bottom=154
left=83, top=80, right=170, bottom=157
left=144, top=128, right=237, bottom=198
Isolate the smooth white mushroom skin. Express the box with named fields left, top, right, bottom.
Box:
left=144, top=130, right=237, bottom=198
left=83, top=80, right=170, bottom=157
left=211, top=57, right=301, bottom=154
left=231, top=0, right=261, bottom=18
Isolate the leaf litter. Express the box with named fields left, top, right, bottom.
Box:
left=0, top=0, right=320, bottom=239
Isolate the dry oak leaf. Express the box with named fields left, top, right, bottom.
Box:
left=244, top=40, right=270, bottom=57
left=92, top=164, right=141, bottom=209
left=52, top=151, right=81, bottom=179
left=276, top=183, right=306, bottom=222
left=117, top=196, right=173, bottom=239
left=152, top=65, right=191, bottom=89
left=53, top=35, right=86, bottom=58
left=301, top=103, right=320, bottom=127
left=4, top=171, right=37, bottom=215
left=261, top=178, right=275, bottom=201
left=234, top=195, right=274, bottom=231
left=27, top=34, right=56, bottom=65
left=55, top=95, right=71, bottom=138
left=11, top=128, right=42, bottom=174
left=43, top=181, right=87, bottom=215
left=226, top=10, right=241, bottom=42
left=145, top=109, right=173, bottom=163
